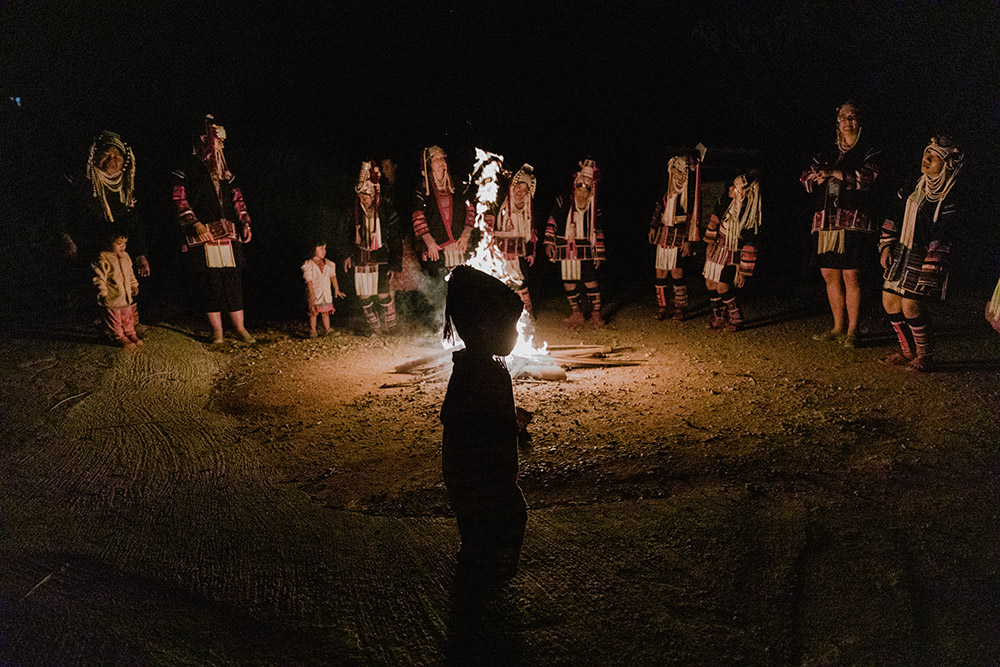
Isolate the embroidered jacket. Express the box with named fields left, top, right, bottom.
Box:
left=171, top=154, right=251, bottom=253
left=337, top=200, right=403, bottom=272
left=544, top=194, right=605, bottom=262
left=411, top=187, right=475, bottom=256
left=649, top=166, right=701, bottom=247
left=801, top=140, right=881, bottom=233
left=704, top=194, right=759, bottom=277
left=879, top=179, right=961, bottom=295
left=486, top=182, right=537, bottom=261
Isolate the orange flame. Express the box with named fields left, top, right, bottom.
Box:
left=443, top=148, right=548, bottom=363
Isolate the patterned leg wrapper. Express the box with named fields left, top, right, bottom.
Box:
left=587, top=286, right=604, bottom=328
left=563, top=283, right=584, bottom=328
left=654, top=277, right=670, bottom=319
left=566, top=284, right=582, bottom=312
left=886, top=312, right=915, bottom=362
left=708, top=296, right=726, bottom=329
left=723, top=294, right=743, bottom=330
left=673, top=280, right=688, bottom=320
left=906, top=316, right=932, bottom=370
left=361, top=298, right=380, bottom=333
left=588, top=289, right=602, bottom=313
left=379, top=294, right=397, bottom=331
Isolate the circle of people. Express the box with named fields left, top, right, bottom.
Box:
left=62, top=105, right=996, bottom=370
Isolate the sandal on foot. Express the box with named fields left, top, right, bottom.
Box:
left=811, top=329, right=843, bottom=342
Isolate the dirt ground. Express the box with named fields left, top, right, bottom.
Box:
left=2, top=286, right=999, bottom=665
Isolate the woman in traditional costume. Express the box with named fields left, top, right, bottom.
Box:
left=339, top=161, right=402, bottom=334
left=649, top=152, right=701, bottom=321
left=801, top=101, right=882, bottom=348
left=63, top=131, right=148, bottom=270
left=61, top=131, right=148, bottom=332
left=879, top=136, right=963, bottom=371
left=489, top=164, right=538, bottom=315
left=703, top=171, right=762, bottom=331
left=171, top=115, right=255, bottom=344
left=411, top=146, right=476, bottom=278
left=544, top=158, right=605, bottom=329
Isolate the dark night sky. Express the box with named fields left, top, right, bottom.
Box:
left=2, top=0, right=999, bottom=316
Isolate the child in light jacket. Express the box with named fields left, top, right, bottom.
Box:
left=92, top=232, right=141, bottom=349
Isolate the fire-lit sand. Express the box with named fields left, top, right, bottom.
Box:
left=1, top=291, right=999, bottom=665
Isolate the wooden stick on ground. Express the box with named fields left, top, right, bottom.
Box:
left=23, top=563, right=69, bottom=599
left=381, top=367, right=452, bottom=388
left=393, top=349, right=454, bottom=374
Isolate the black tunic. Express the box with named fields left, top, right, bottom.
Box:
left=62, top=176, right=147, bottom=265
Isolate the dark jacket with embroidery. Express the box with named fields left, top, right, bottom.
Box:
left=411, top=187, right=475, bottom=255
left=704, top=193, right=760, bottom=277
left=336, top=199, right=403, bottom=272
left=879, top=178, right=962, bottom=295
left=171, top=154, right=251, bottom=266
left=61, top=175, right=147, bottom=264
left=544, top=194, right=605, bottom=262
left=801, top=139, right=881, bottom=233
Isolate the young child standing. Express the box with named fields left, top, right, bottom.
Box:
left=92, top=232, right=142, bottom=349
left=302, top=241, right=345, bottom=337
left=440, top=265, right=527, bottom=585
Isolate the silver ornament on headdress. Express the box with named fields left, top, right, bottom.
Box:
left=926, top=135, right=964, bottom=173
left=511, top=163, right=537, bottom=198
left=422, top=145, right=453, bottom=194
left=355, top=160, right=380, bottom=197
left=87, top=130, right=136, bottom=221
left=576, top=157, right=599, bottom=183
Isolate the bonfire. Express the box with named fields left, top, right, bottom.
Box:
left=384, top=148, right=642, bottom=389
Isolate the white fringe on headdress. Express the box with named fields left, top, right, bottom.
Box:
left=568, top=179, right=597, bottom=249
left=195, top=116, right=232, bottom=182
left=900, top=139, right=962, bottom=249
left=566, top=159, right=598, bottom=249
left=660, top=156, right=689, bottom=229
left=497, top=164, right=535, bottom=242
left=422, top=145, right=453, bottom=195
left=355, top=161, right=382, bottom=250
left=511, top=163, right=536, bottom=197
left=355, top=160, right=380, bottom=197
left=87, top=131, right=136, bottom=224
left=722, top=174, right=762, bottom=251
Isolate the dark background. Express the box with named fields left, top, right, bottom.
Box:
left=2, top=0, right=998, bottom=322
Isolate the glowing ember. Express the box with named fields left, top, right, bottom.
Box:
left=442, top=148, right=549, bottom=365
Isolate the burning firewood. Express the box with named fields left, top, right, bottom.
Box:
left=384, top=343, right=643, bottom=388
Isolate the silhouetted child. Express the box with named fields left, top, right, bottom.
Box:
left=302, top=241, right=345, bottom=337
left=92, top=232, right=142, bottom=349
left=440, top=265, right=527, bottom=584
